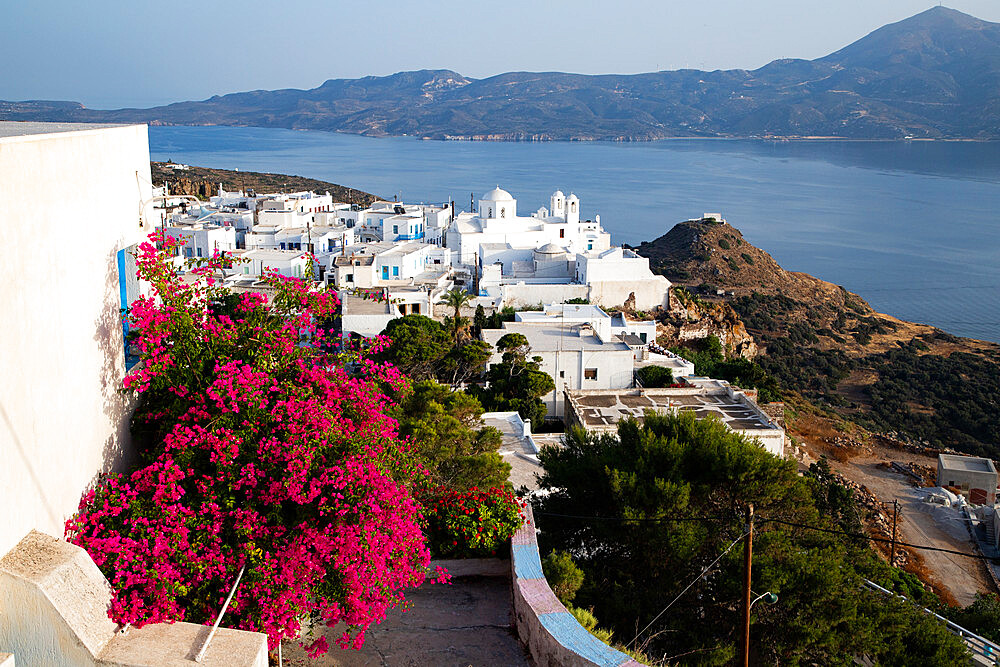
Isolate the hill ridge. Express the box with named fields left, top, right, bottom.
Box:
left=5, top=8, right=1000, bottom=139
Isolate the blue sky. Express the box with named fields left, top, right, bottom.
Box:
left=5, top=1, right=1000, bottom=108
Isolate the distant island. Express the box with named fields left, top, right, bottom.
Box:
left=149, top=161, right=378, bottom=205
left=5, top=7, right=1000, bottom=141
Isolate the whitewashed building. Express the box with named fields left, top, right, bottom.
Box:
left=446, top=187, right=611, bottom=266
left=481, top=320, right=635, bottom=418
left=0, top=123, right=267, bottom=664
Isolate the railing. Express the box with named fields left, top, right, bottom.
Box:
left=863, top=579, right=1000, bottom=664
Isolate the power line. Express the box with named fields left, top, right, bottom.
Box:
left=627, top=532, right=747, bottom=651
left=535, top=510, right=728, bottom=524
left=758, top=516, right=994, bottom=562
left=534, top=507, right=996, bottom=561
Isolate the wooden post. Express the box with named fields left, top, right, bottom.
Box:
left=741, top=503, right=754, bottom=667
left=890, top=500, right=899, bottom=565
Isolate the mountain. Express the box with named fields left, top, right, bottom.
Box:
left=634, top=217, right=1000, bottom=458
left=5, top=7, right=1000, bottom=139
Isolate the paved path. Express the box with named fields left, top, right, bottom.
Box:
left=280, top=573, right=529, bottom=667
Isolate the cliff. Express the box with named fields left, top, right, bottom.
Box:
left=660, top=287, right=758, bottom=360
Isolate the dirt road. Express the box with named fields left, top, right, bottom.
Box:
left=826, top=447, right=993, bottom=606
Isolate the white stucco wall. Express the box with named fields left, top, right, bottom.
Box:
left=0, top=123, right=150, bottom=557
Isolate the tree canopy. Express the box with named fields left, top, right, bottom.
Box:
left=536, top=412, right=968, bottom=665
left=376, top=314, right=491, bottom=386
left=472, top=333, right=555, bottom=426
left=395, top=380, right=509, bottom=494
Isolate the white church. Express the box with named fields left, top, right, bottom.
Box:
left=446, top=187, right=612, bottom=265
left=446, top=187, right=670, bottom=311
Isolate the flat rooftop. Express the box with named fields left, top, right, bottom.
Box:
left=0, top=121, right=129, bottom=139
left=567, top=387, right=779, bottom=432
left=482, top=412, right=541, bottom=491
left=939, top=454, right=997, bottom=474
left=482, top=322, right=629, bottom=352
left=342, top=294, right=391, bottom=316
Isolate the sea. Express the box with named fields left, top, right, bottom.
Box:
left=149, top=126, right=1000, bottom=343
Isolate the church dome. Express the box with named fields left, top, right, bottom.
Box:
left=535, top=242, right=566, bottom=256
left=566, top=192, right=578, bottom=201
left=482, top=186, right=514, bottom=202
left=552, top=190, right=565, bottom=198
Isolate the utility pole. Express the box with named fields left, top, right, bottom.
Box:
left=741, top=503, right=754, bottom=667
left=890, top=500, right=899, bottom=564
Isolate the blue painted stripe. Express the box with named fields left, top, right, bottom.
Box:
left=512, top=544, right=545, bottom=579
left=538, top=612, right=631, bottom=667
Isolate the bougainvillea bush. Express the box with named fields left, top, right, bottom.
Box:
left=65, top=234, right=442, bottom=656
left=424, top=486, right=524, bottom=559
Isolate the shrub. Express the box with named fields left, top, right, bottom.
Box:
left=741, top=252, right=754, bottom=265
left=66, top=233, right=438, bottom=656
left=542, top=550, right=585, bottom=605
left=636, top=365, right=673, bottom=388
left=424, top=487, right=524, bottom=558
left=718, top=238, right=731, bottom=250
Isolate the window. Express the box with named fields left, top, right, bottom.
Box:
left=196, top=247, right=203, bottom=258
left=559, top=370, right=565, bottom=378
left=184, top=247, right=193, bottom=258
left=393, top=225, right=399, bottom=234
left=488, top=207, right=493, bottom=217
left=587, top=242, right=593, bottom=250
left=116, top=245, right=140, bottom=369
left=392, top=266, right=399, bottom=277
left=345, top=274, right=354, bottom=283
left=584, top=368, right=598, bottom=380
left=500, top=207, right=506, bottom=218
left=571, top=202, right=577, bottom=212
left=559, top=228, right=565, bottom=238
left=382, top=267, right=389, bottom=279
left=413, top=303, right=421, bottom=314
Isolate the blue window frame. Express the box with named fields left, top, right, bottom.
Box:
left=116, top=245, right=140, bottom=369
left=382, top=266, right=389, bottom=279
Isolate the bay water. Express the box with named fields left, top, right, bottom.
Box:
left=149, top=126, right=1000, bottom=343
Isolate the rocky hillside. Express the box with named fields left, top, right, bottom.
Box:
left=660, top=287, right=758, bottom=359
left=7, top=8, right=1000, bottom=139
left=636, top=218, right=1000, bottom=458
left=150, top=162, right=378, bottom=205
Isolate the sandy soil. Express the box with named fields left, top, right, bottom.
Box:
left=825, top=444, right=993, bottom=606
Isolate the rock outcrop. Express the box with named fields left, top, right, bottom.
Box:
left=658, top=287, right=758, bottom=359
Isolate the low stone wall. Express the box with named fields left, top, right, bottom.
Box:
left=0, top=531, right=267, bottom=666
left=510, top=506, right=642, bottom=667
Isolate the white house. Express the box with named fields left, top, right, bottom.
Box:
left=0, top=122, right=268, bottom=663
left=328, top=242, right=453, bottom=290
left=236, top=249, right=312, bottom=278
left=165, top=222, right=237, bottom=260
left=481, top=320, right=635, bottom=419
left=564, top=378, right=785, bottom=457
left=575, top=247, right=672, bottom=310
